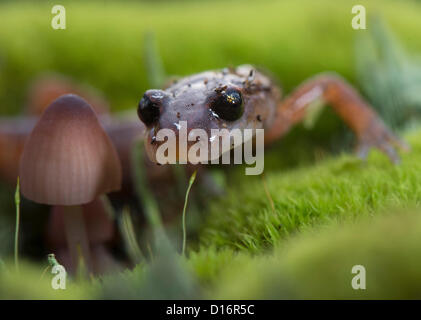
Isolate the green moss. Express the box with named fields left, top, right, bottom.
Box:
left=2, top=0, right=421, bottom=299
left=185, top=247, right=241, bottom=286
left=200, top=128, right=421, bottom=253
left=210, top=209, right=421, bottom=299
left=0, top=260, right=97, bottom=299
left=4, top=127, right=420, bottom=298
left=93, top=206, right=421, bottom=299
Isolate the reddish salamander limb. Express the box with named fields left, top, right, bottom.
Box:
left=137, top=65, right=408, bottom=164
left=264, top=73, right=409, bottom=162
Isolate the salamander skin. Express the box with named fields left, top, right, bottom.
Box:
left=138, top=65, right=408, bottom=163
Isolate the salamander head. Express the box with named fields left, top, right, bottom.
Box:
left=137, top=65, right=280, bottom=163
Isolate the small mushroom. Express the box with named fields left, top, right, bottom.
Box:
left=47, top=197, right=115, bottom=248
left=47, top=196, right=119, bottom=274
left=55, top=243, right=122, bottom=276
left=0, top=117, right=37, bottom=185
left=26, top=73, right=110, bottom=116
left=0, top=115, right=144, bottom=192
left=19, top=94, right=122, bottom=272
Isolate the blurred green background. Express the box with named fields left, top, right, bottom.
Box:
left=1, top=0, right=421, bottom=114
left=1, top=0, right=421, bottom=299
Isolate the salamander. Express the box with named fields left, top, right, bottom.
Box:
left=137, top=65, right=407, bottom=164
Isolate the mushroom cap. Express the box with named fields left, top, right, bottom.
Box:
left=19, top=94, right=122, bottom=205
left=26, top=73, right=110, bottom=116
left=0, top=117, right=36, bottom=185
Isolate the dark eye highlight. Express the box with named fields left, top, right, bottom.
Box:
left=138, top=90, right=164, bottom=126
left=209, top=88, right=244, bottom=121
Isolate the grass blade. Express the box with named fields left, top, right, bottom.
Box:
left=14, top=177, right=20, bottom=272
left=143, top=31, right=166, bottom=88
left=120, top=206, right=144, bottom=264
left=182, top=170, right=197, bottom=257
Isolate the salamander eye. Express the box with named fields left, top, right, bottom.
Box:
left=138, top=90, right=164, bottom=126
left=209, top=88, right=244, bottom=121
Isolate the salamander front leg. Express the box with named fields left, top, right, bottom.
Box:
left=265, top=73, right=409, bottom=163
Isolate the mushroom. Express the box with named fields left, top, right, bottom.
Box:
left=0, top=115, right=144, bottom=191
left=47, top=196, right=121, bottom=274
left=0, top=117, right=37, bottom=185
left=19, top=94, right=122, bottom=272
left=47, top=197, right=115, bottom=248
left=26, top=73, right=110, bottom=116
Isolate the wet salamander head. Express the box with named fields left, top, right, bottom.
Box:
left=137, top=65, right=280, bottom=163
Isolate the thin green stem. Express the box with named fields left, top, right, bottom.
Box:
left=39, top=265, right=50, bottom=281
left=40, top=254, right=60, bottom=281
left=48, top=253, right=59, bottom=266
left=120, top=206, right=144, bottom=264
left=143, top=31, right=166, bottom=88
left=14, top=177, right=20, bottom=272
left=261, top=173, right=276, bottom=215
left=131, top=139, right=164, bottom=231
left=182, top=170, right=197, bottom=257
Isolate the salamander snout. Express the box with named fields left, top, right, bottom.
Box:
left=137, top=89, right=167, bottom=126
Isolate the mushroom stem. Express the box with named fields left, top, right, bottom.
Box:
left=61, top=206, right=92, bottom=274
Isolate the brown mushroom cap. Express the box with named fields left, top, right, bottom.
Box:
left=0, top=117, right=37, bottom=185
left=26, top=74, right=110, bottom=116
left=19, top=94, right=122, bottom=205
